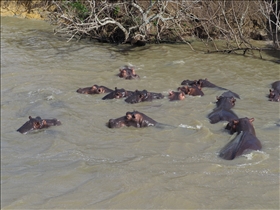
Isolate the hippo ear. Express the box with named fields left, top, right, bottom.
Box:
left=216, top=96, right=219, bottom=100
left=29, top=116, right=32, bottom=120
left=249, top=118, right=254, bottom=123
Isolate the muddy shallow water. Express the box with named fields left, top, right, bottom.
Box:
left=1, top=16, right=279, bottom=209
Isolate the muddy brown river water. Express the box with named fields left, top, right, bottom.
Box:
left=1, top=16, right=279, bottom=209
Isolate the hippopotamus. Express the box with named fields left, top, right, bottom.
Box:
left=177, top=85, right=204, bottom=96
left=76, top=85, right=112, bottom=94
left=108, top=110, right=158, bottom=128
left=181, top=78, right=240, bottom=99
left=118, top=66, right=140, bottom=79
left=102, top=87, right=133, bottom=100
left=181, top=78, right=225, bottom=89
left=168, top=91, right=186, bottom=101
left=17, top=116, right=61, bottom=134
left=219, top=117, right=262, bottom=160
left=125, top=89, right=164, bottom=104
left=269, top=89, right=280, bottom=102
left=208, top=95, right=238, bottom=124
left=268, top=81, right=280, bottom=102
left=196, top=78, right=227, bottom=89
left=180, top=79, right=198, bottom=86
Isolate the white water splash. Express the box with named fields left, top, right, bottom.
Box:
left=178, top=124, right=202, bottom=129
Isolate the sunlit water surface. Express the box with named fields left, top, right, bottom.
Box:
left=1, top=16, right=279, bottom=209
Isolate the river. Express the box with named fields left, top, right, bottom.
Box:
left=1, top=16, right=279, bottom=209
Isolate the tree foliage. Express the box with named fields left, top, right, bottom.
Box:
left=2, top=0, right=280, bottom=53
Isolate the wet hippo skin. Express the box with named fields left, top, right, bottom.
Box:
left=102, top=87, right=133, bottom=100
left=108, top=110, right=158, bottom=128
left=268, top=81, right=280, bottom=102
left=125, top=89, right=164, bottom=104
left=177, top=85, right=204, bottom=96
left=77, top=85, right=112, bottom=94
left=181, top=78, right=240, bottom=99
left=17, top=116, right=61, bottom=134
left=219, top=117, right=262, bottom=160
left=118, top=66, right=140, bottom=79
left=168, top=91, right=186, bottom=101
left=208, top=95, right=238, bottom=124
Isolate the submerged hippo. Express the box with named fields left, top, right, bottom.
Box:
left=125, top=89, right=164, bottom=104
left=118, top=66, right=140, bottom=79
left=180, top=79, right=198, bottom=86
left=219, top=117, right=262, bottom=160
left=177, top=85, right=204, bottom=96
left=269, top=89, right=280, bottom=102
left=168, top=91, right=186, bottom=101
left=102, top=87, right=133, bottom=100
left=181, top=78, right=240, bottom=99
left=208, top=95, right=238, bottom=124
left=76, top=85, right=112, bottom=94
left=17, top=116, right=61, bottom=134
left=268, top=81, right=280, bottom=102
left=181, top=78, right=225, bottom=89
left=108, top=110, right=158, bottom=128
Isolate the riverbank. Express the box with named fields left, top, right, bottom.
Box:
left=0, top=1, right=49, bottom=20
left=1, top=1, right=279, bottom=52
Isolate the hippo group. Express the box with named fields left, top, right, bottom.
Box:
left=17, top=65, right=278, bottom=161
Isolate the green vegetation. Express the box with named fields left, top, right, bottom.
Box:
left=67, top=0, right=88, bottom=20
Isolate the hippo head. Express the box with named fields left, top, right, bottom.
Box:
left=119, top=66, right=137, bottom=78
left=125, top=111, right=157, bottom=127
left=17, top=116, right=61, bottom=134
left=216, top=96, right=236, bottom=109
left=225, top=118, right=254, bottom=134
left=76, top=85, right=99, bottom=94
left=269, top=89, right=280, bottom=102
left=114, top=87, right=128, bottom=98
left=108, top=116, right=127, bottom=128
left=125, top=90, right=149, bottom=103
left=168, top=91, right=185, bottom=101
